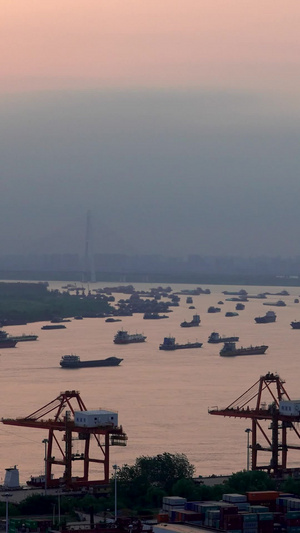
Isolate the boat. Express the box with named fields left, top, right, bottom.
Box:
left=143, top=313, right=168, bottom=319
left=255, top=310, right=276, bottom=324
left=159, top=336, right=203, bottom=350
left=180, top=314, right=200, bottom=327
left=9, top=334, right=38, bottom=342
left=27, top=474, right=54, bottom=487
left=235, top=303, right=245, bottom=311
left=220, top=342, right=268, bottom=357
left=41, top=324, right=67, bottom=330
left=105, top=318, right=122, bottom=322
left=291, top=321, right=300, bottom=329
left=51, top=317, right=71, bottom=323
left=0, top=331, right=17, bottom=348
left=114, top=330, right=146, bottom=344
left=225, top=312, right=239, bottom=317
left=207, top=332, right=239, bottom=344
left=222, top=289, right=248, bottom=296
left=207, top=306, right=221, bottom=313
left=186, top=297, right=193, bottom=304
left=263, top=300, right=286, bottom=307
left=60, top=355, right=123, bottom=368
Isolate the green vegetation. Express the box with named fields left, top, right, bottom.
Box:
left=114, top=454, right=277, bottom=512
left=0, top=282, right=113, bottom=323
left=0, top=453, right=297, bottom=519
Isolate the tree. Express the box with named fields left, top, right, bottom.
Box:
left=116, top=452, right=195, bottom=508
left=223, top=470, right=276, bottom=494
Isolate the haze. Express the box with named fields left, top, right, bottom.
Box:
left=1, top=1, right=300, bottom=258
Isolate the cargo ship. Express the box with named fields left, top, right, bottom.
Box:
left=9, top=334, right=38, bottom=342
left=114, top=330, right=146, bottom=344
left=0, top=330, right=18, bottom=348
left=60, top=355, right=123, bottom=368
left=207, top=332, right=239, bottom=344
left=291, top=321, right=300, bottom=329
left=255, top=310, right=276, bottom=324
left=180, top=314, right=200, bottom=327
left=159, top=336, right=202, bottom=350
left=143, top=313, right=168, bottom=319
left=41, top=324, right=66, bottom=330
left=263, top=300, right=286, bottom=307
left=220, top=342, right=268, bottom=357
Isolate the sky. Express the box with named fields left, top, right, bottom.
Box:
left=1, top=1, right=300, bottom=258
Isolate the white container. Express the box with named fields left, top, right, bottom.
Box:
left=163, top=496, right=187, bottom=506
left=223, top=493, right=247, bottom=503
left=74, top=410, right=118, bottom=427
left=279, top=400, right=300, bottom=416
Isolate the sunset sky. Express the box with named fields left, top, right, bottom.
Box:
left=1, top=1, right=300, bottom=257
left=2, top=1, right=300, bottom=94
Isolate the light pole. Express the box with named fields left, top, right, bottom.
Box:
left=42, top=438, right=49, bottom=495
left=245, top=428, right=252, bottom=471
left=2, top=493, right=12, bottom=533
left=56, top=491, right=61, bottom=525
left=113, top=465, right=119, bottom=522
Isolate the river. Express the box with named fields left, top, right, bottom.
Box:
left=1, top=281, right=300, bottom=485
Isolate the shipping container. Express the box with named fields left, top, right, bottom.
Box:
left=247, top=492, right=280, bottom=502
left=224, top=494, right=248, bottom=503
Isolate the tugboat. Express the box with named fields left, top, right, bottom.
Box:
left=291, top=321, right=300, bottom=329
left=220, top=342, right=268, bottom=357
left=255, top=310, right=276, bottom=324
left=207, top=332, right=239, bottom=344
left=159, top=336, right=202, bottom=350
left=60, top=355, right=123, bottom=368
left=114, top=330, right=146, bottom=344
left=180, top=314, right=200, bottom=327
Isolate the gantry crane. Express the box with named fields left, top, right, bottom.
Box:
left=209, top=372, right=300, bottom=477
left=2, top=390, right=127, bottom=489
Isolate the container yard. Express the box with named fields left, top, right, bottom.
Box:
left=157, top=491, right=300, bottom=533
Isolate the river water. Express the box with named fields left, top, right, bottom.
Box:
left=1, top=281, right=300, bottom=485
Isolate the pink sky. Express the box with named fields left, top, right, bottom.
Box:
left=1, top=0, right=300, bottom=94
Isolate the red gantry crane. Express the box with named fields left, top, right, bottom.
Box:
left=209, top=372, right=300, bottom=477
left=2, top=390, right=127, bottom=489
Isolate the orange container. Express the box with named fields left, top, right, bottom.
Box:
left=157, top=514, right=169, bottom=523
left=247, top=492, right=280, bottom=502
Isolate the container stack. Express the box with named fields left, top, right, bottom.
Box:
left=159, top=492, right=300, bottom=532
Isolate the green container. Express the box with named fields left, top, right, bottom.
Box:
left=258, top=513, right=274, bottom=521
left=244, top=514, right=258, bottom=523
left=287, top=527, right=300, bottom=533
left=250, top=506, right=269, bottom=513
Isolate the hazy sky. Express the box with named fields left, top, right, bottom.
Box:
left=1, top=1, right=300, bottom=257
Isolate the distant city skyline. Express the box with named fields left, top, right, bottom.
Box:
left=1, top=1, right=300, bottom=258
